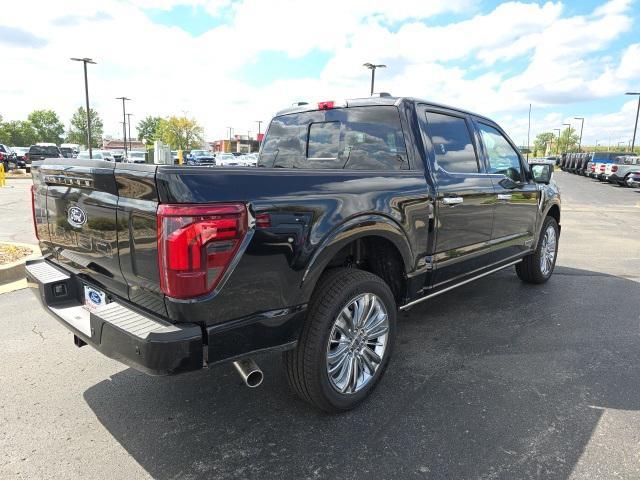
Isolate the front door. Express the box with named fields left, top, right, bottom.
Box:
left=475, top=122, right=538, bottom=261
left=421, top=109, right=496, bottom=289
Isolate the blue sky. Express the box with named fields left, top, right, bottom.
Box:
left=1, top=0, right=639, bottom=145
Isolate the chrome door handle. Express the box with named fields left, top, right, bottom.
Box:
left=442, top=197, right=463, bottom=205
left=497, top=194, right=512, bottom=200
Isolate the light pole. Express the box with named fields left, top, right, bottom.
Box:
left=527, top=103, right=531, bottom=160
left=363, top=63, right=386, bottom=96
left=255, top=120, right=262, bottom=136
left=562, top=123, right=571, bottom=153
left=126, top=113, right=133, bottom=152
left=116, top=97, right=131, bottom=157
left=574, top=117, right=584, bottom=152
left=554, top=128, right=561, bottom=155
left=70, top=57, right=96, bottom=158
left=626, top=92, right=640, bottom=153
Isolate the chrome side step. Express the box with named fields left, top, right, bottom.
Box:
left=399, top=259, right=521, bottom=311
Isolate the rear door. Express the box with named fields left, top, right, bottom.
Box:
left=475, top=121, right=538, bottom=261
left=35, top=158, right=129, bottom=299
left=419, top=107, right=496, bottom=288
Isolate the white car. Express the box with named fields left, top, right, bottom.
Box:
left=240, top=153, right=258, bottom=167
left=216, top=153, right=241, bottom=167
left=77, top=150, right=115, bottom=161
left=127, top=151, right=147, bottom=164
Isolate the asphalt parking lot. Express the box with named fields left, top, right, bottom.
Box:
left=1, top=172, right=639, bottom=479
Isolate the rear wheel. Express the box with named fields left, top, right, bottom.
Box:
left=516, top=216, right=559, bottom=284
left=283, top=268, right=396, bottom=412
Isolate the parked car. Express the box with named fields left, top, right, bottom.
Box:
left=26, top=95, right=560, bottom=412
left=11, top=147, right=30, bottom=168
left=241, top=153, right=258, bottom=167
left=186, top=149, right=216, bottom=166
left=77, top=150, right=115, bottom=161
left=626, top=170, right=640, bottom=187
left=590, top=151, right=624, bottom=180
left=59, top=147, right=75, bottom=158
left=607, top=156, right=640, bottom=186
left=216, top=153, right=241, bottom=166
left=25, top=144, right=62, bottom=172
left=126, top=150, right=148, bottom=164
left=0, top=144, right=17, bottom=171
left=576, top=153, right=591, bottom=175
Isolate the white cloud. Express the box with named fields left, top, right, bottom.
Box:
left=0, top=0, right=637, bottom=146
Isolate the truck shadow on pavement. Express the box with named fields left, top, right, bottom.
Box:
left=84, top=266, right=640, bottom=479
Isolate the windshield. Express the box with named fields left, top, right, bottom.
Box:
left=129, top=152, right=145, bottom=158
left=191, top=150, right=208, bottom=156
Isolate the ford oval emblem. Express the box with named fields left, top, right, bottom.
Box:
left=88, top=291, right=101, bottom=305
left=67, top=206, right=87, bottom=228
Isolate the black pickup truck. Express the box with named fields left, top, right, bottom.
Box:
left=27, top=96, right=560, bottom=412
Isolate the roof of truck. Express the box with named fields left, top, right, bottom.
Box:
left=275, top=95, right=495, bottom=123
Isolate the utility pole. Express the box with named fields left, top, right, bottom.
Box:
left=126, top=113, right=133, bottom=152
left=574, top=117, right=584, bottom=152
left=363, top=63, right=386, bottom=96
left=255, top=120, right=262, bottom=136
left=626, top=92, right=640, bottom=153
left=527, top=103, right=531, bottom=160
left=70, top=57, right=96, bottom=158
left=116, top=97, right=131, bottom=157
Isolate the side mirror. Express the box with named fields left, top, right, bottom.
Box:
left=531, top=163, right=553, bottom=184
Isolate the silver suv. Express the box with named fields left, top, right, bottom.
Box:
left=607, top=156, right=640, bottom=186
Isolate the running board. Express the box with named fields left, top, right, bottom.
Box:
left=399, top=259, right=521, bottom=311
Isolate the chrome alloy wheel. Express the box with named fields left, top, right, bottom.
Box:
left=539, top=225, right=557, bottom=276
left=326, top=293, right=389, bottom=394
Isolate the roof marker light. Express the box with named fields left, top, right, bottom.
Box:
left=318, top=101, right=335, bottom=110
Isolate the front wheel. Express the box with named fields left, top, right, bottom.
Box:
left=516, top=216, right=559, bottom=284
left=283, top=268, right=396, bottom=412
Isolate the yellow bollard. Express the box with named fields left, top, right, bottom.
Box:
left=177, top=150, right=183, bottom=165
left=0, top=163, right=5, bottom=187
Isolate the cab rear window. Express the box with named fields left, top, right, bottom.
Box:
left=259, top=106, right=408, bottom=170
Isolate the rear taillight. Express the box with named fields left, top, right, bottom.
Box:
left=157, top=203, right=247, bottom=299
left=611, top=165, right=618, bottom=172
left=599, top=164, right=606, bottom=172
left=590, top=165, right=595, bottom=172
left=31, top=185, right=39, bottom=240
left=0, top=152, right=4, bottom=161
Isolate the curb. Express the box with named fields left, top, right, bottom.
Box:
left=0, top=242, right=41, bottom=285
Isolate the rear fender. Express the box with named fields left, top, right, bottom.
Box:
left=299, top=214, right=413, bottom=303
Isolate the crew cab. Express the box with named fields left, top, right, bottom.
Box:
left=27, top=96, right=560, bottom=412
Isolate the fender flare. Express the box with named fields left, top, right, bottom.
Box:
left=298, top=214, right=413, bottom=302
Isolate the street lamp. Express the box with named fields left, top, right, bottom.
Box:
left=625, top=92, right=640, bottom=153
left=363, top=63, right=386, bottom=96
left=126, top=113, right=133, bottom=152
left=562, top=123, right=571, bottom=153
left=574, top=117, right=584, bottom=152
left=116, top=97, right=131, bottom=157
left=554, top=128, right=561, bottom=155
left=70, top=57, right=96, bottom=158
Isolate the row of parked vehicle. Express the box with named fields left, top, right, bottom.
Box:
left=557, top=151, right=640, bottom=187
left=185, top=150, right=258, bottom=167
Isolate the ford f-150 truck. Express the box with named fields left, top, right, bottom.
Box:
left=27, top=96, right=560, bottom=412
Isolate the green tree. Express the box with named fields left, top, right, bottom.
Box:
left=137, top=116, right=162, bottom=144
left=533, top=132, right=556, bottom=157
left=557, top=127, right=579, bottom=153
left=157, top=116, right=203, bottom=150
left=66, top=107, right=103, bottom=148
left=27, top=109, right=64, bottom=144
left=0, top=120, right=38, bottom=146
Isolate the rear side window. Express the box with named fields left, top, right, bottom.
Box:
left=0, top=145, right=7, bottom=153
left=425, top=112, right=479, bottom=173
left=259, top=106, right=407, bottom=170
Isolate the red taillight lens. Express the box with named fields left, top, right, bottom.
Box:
left=599, top=165, right=606, bottom=172
left=0, top=152, right=4, bottom=161
left=157, top=203, right=247, bottom=299
left=611, top=165, right=618, bottom=172
left=318, top=101, right=334, bottom=110
left=255, top=213, right=271, bottom=228
left=31, top=185, right=40, bottom=240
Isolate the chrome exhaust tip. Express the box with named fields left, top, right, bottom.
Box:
left=232, top=358, right=263, bottom=388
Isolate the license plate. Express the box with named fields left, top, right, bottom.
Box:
left=84, top=286, right=107, bottom=312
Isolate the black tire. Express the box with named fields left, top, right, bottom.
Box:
left=516, top=216, right=559, bottom=284
left=283, top=268, right=396, bottom=412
